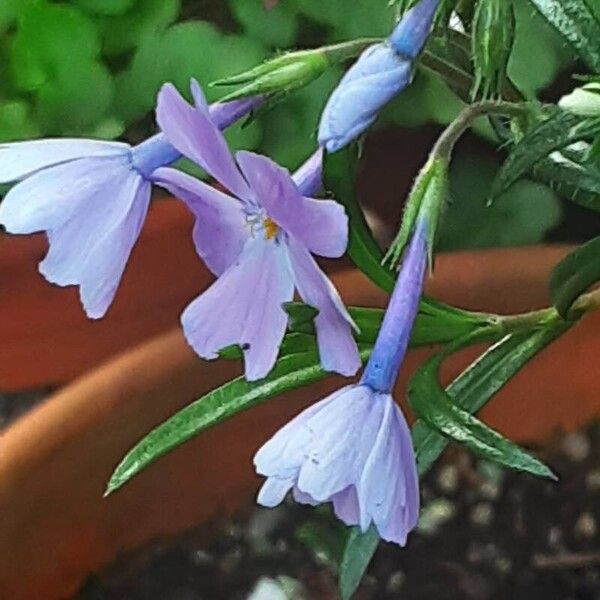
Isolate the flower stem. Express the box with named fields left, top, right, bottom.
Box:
left=431, top=100, right=529, bottom=159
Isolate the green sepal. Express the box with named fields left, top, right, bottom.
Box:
left=383, top=155, right=449, bottom=271
left=211, top=39, right=377, bottom=102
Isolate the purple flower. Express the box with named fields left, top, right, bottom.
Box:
left=153, top=82, right=361, bottom=381
left=254, top=217, right=429, bottom=545
left=0, top=81, right=259, bottom=319
left=318, top=0, right=439, bottom=153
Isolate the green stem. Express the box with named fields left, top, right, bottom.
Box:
left=431, top=100, right=530, bottom=159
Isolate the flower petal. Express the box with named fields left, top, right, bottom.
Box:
left=153, top=167, right=249, bottom=276
left=155, top=83, right=252, bottom=202
left=295, top=386, right=382, bottom=501
left=288, top=237, right=360, bottom=377
left=332, top=486, right=361, bottom=527
left=0, top=155, right=130, bottom=235
left=39, top=167, right=150, bottom=319
left=236, top=151, right=349, bottom=258
left=257, top=476, right=295, bottom=508
left=0, top=139, right=128, bottom=183
left=181, top=237, right=294, bottom=381
left=357, top=394, right=419, bottom=545
left=254, top=388, right=343, bottom=479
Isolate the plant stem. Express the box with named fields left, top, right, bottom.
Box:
left=431, top=100, right=529, bottom=159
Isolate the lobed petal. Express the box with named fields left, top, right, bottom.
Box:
left=236, top=151, right=348, bottom=258
left=181, top=237, right=294, bottom=381
left=39, top=164, right=150, bottom=319
left=288, top=237, right=360, bottom=377
left=155, top=82, right=252, bottom=202
left=0, top=139, right=128, bottom=183
left=357, top=394, right=419, bottom=544
left=0, top=156, right=129, bottom=235
left=254, top=385, right=420, bottom=546
left=153, top=167, right=249, bottom=276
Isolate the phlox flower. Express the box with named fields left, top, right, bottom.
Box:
left=154, top=82, right=361, bottom=381
left=255, top=217, right=429, bottom=545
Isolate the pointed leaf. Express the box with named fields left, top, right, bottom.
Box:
left=550, top=235, right=600, bottom=316
left=409, top=345, right=557, bottom=479
left=412, top=323, right=571, bottom=474
left=532, top=142, right=600, bottom=211
left=339, top=525, right=379, bottom=600
left=528, top=0, right=600, bottom=73
left=106, top=347, right=371, bottom=495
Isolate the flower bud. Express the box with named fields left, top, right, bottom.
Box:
left=318, top=0, right=439, bottom=153
left=471, top=0, right=516, bottom=99
left=559, top=82, right=600, bottom=117
left=213, top=49, right=330, bottom=102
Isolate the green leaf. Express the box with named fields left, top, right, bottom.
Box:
left=284, top=301, right=493, bottom=347
left=528, top=0, right=600, bottom=73
left=72, top=0, right=137, bottom=16
left=550, top=235, right=600, bottom=316
left=409, top=341, right=557, bottom=480
left=10, top=1, right=101, bottom=92
left=532, top=142, right=600, bottom=211
left=412, top=323, right=571, bottom=474
left=106, top=347, right=371, bottom=496
left=339, top=324, right=570, bottom=595
left=339, top=525, right=379, bottom=600
left=490, top=110, right=600, bottom=200
left=440, top=154, right=562, bottom=250
left=114, top=20, right=265, bottom=124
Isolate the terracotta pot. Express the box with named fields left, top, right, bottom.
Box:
left=0, top=237, right=600, bottom=598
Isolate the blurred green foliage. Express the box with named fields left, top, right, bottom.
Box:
left=0, top=0, right=576, bottom=247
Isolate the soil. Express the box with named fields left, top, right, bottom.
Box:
left=74, top=424, right=600, bottom=600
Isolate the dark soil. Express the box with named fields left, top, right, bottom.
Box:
left=76, top=424, right=600, bottom=600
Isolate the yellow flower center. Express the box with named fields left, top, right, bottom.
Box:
left=263, top=217, right=279, bottom=240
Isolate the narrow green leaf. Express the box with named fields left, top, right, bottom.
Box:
left=490, top=110, right=600, bottom=200
left=409, top=345, right=557, bottom=480
left=550, top=235, right=600, bottom=316
left=528, top=0, right=600, bottom=73
left=106, top=347, right=371, bottom=495
left=412, top=323, right=571, bottom=474
left=339, top=525, right=379, bottom=600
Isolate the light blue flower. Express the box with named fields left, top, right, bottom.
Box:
left=255, top=217, right=429, bottom=545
